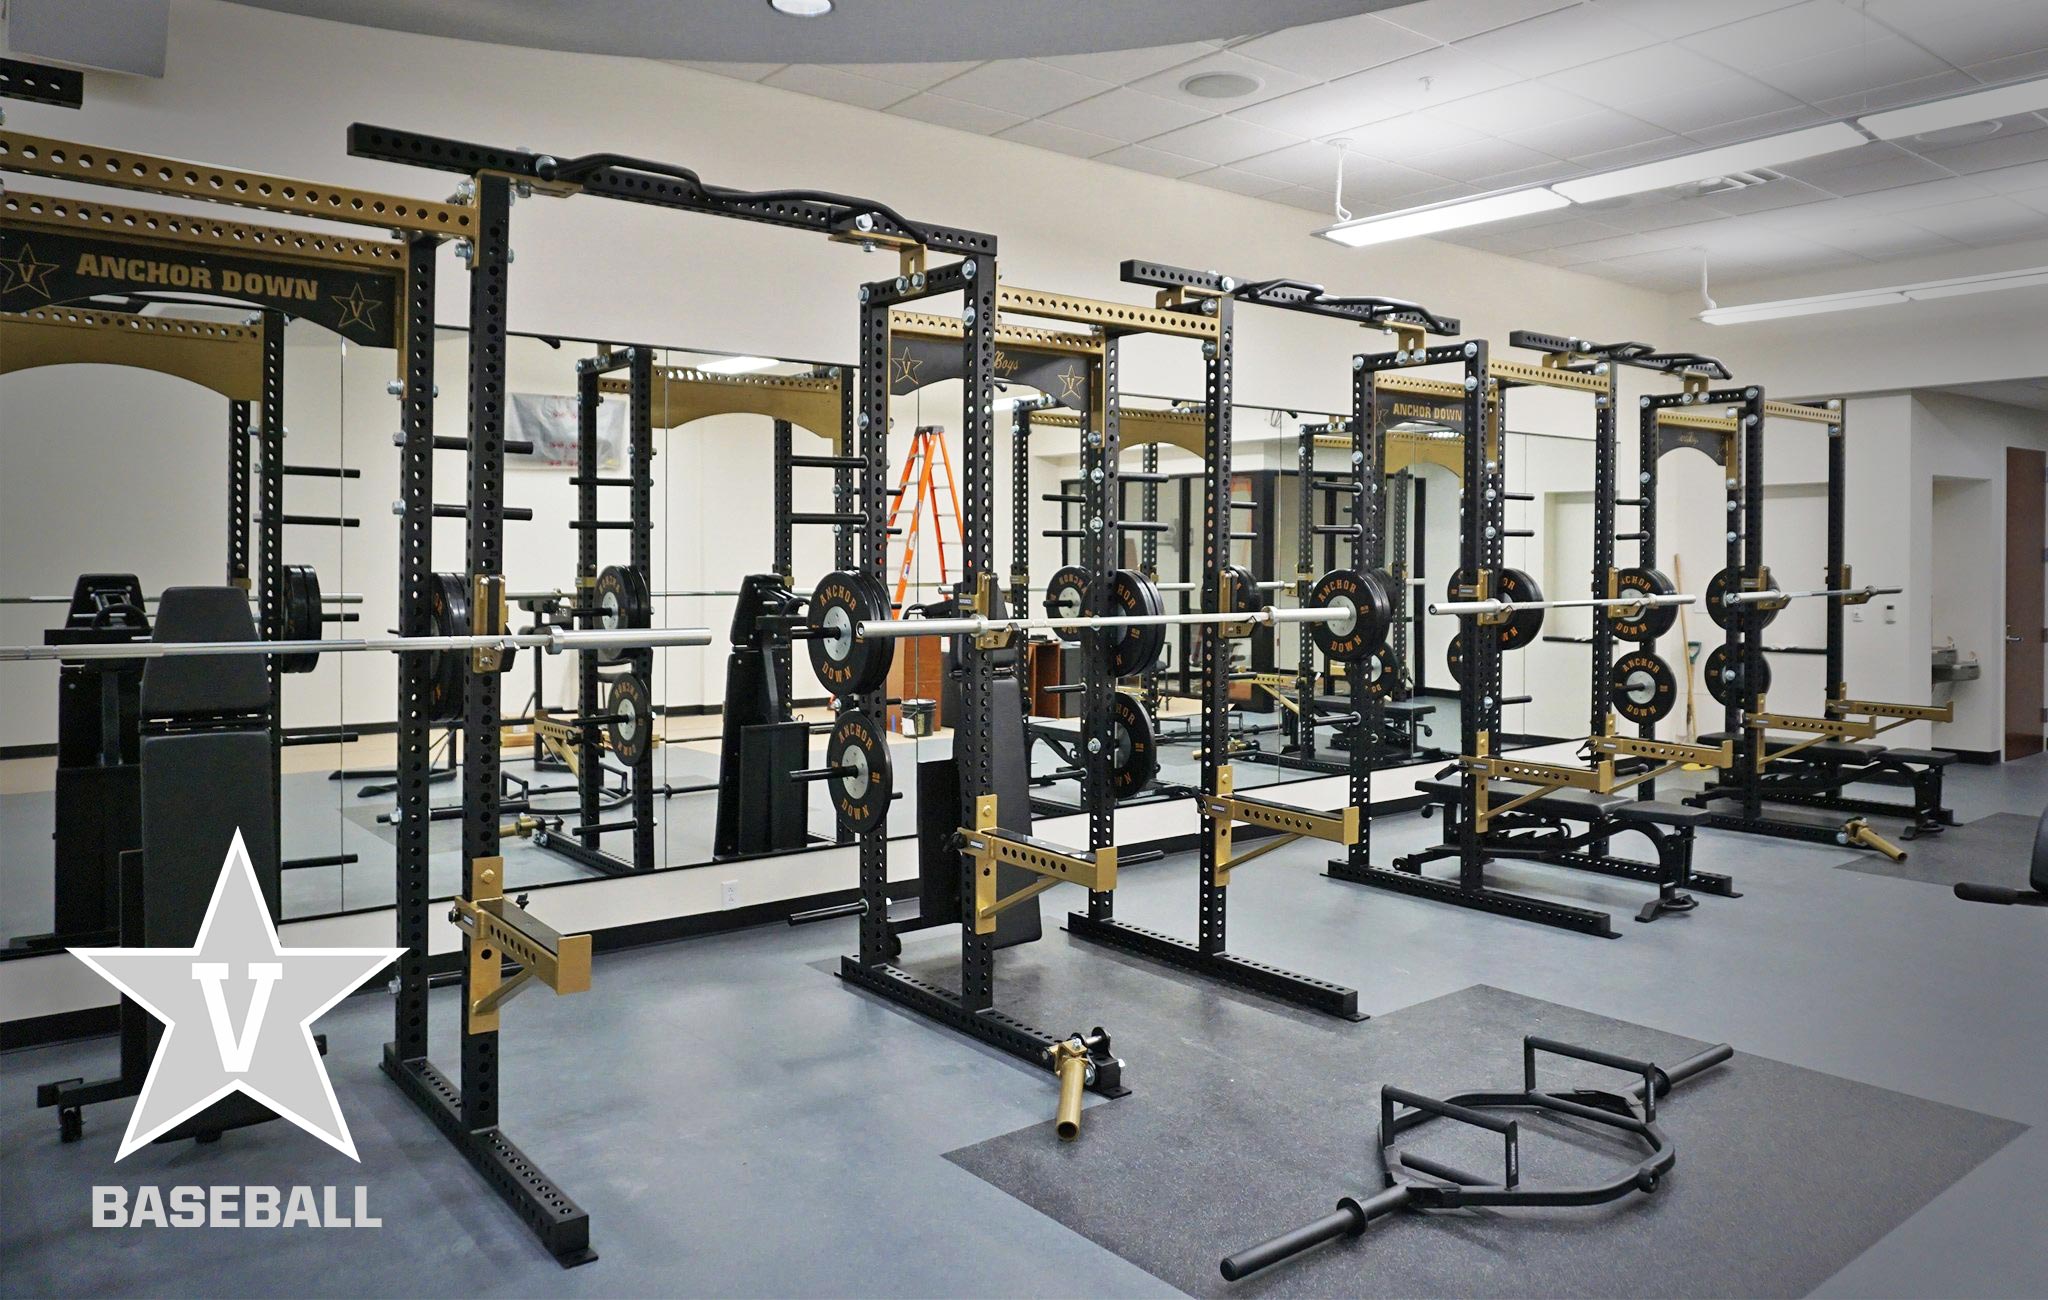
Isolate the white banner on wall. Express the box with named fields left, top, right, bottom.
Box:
left=506, top=392, right=625, bottom=469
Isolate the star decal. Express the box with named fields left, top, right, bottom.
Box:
left=330, top=282, right=383, bottom=334
left=0, top=241, right=59, bottom=300
left=890, top=345, right=923, bottom=386
left=1056, top=365, right=1086, bottom=401
left=69, top=831, right=403, bottom=1160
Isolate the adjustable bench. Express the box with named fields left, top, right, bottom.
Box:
left=1414, top=777, right=1733, bottom=924
left=1699, top=730, right=1956, bottom=836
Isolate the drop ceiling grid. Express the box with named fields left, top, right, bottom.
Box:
left=681, top=0, right=2048, bottom=289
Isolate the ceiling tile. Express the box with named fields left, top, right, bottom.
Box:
left=1848, top=175, right=1999, bottom=213
left=1680, top=103, right=1831, bottom=144
left=1500, top=107, right=1674, bottom=158
left=675, top=61, right=785, bottom=82
left=1623, top=75, right=1804, bottom=134
left=1139, top=114, right=1305, bottom=165
left=1337, top=112, right=1488, bottom=166
left=1422, top=80, right=1602, bottom=132
left=1413, top=136, right=1563, bottom=181
left=1318, top=45, right=1523, bottom=114
left=1454, top=4, right=1662, bottom=78
left=1379, top=0, right=1580, bottom=44
left=1036, top=41, right=1218, bottom=84
left=1470, top=158, right=1586, bottom=189
left=1864, top=0, right=2048, bottom=69
left=1893, top=194, right=2048, bottom=244
left=1808, top=218, right=1963, bottom=258
left=1264, top=183, right=1343, bottom=213
left=1775, top=140, right=1948, bottom=194
left=1544, top=230, right=1682, bottom=262
left=1235, top=140, right=1351, bottom=187
left=1744, top=33, right=1950, bottom=103
left=1542, top=44, right=1756, bottom=107
left=1812, top=70, right=1981, bottom=117
left=2009, top=185, right=2048, bottom=214
left=761, top=64, right=910, bottom=111
left=1581, top=194, right=1729, bottom=232
left=1586, top=0, right=1805, bottom=40
left=1182, top=166, right=1294, bottom=198
left=1091, top=143, right=1213, bottom=179
left=1909, top=117, right=2048, bottom=176
left=1569, top=134, right=1702, bottom=169
left=885, top=93, right=1024, bottom=135
left=1128, top=49, right=1318, bottom=111
left=1491, top=213, right=1631, bottom=247
left=828, top=60, right=982, bottom=90
left=1338, top=156, right=1466, bottom=205
left=1967, top=49, right=2048, bottom=85
left=994, top=119, right=1120, bottom=159
left=1230, top=14, right=1439, bottom=82
left=924, top=59, right=1112, bottom=117
left=1681, top=0, right=1899, bottom=68
left=1974, top=157, right=2048, bottom=194
left=1231, top=80, right=1408, bottom=137
left=1041, top=87, right=1213, bottom=141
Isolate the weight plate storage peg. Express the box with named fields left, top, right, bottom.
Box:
left=1043, top=565, right=1089, bottom=620
left=593, top=564, right=651, bottom=663
left=1704, top=643, right=1770, bottom=707
left=1611, top=650, right=1677, bottom=724
left=606, top=673, right=652, bottom=764
left=1307, top=567, right=1388, bottom=663
left=1608, top=567, right=1679, bottom=640
left=826, top=708, right=893, bottom=833
left=1101, top=568, right=1166, bottom=678
left=1109, top=692, right=1159, bottom=796
left=278, top=564, right=324, bottom=674
left=807, top=571, right=894, bottom=697
left=1705, top=566, right=1778, bottom=633
left=1448, top=567, right=1545, bottom=649
left=1204, top=563, right=1259, bottom=617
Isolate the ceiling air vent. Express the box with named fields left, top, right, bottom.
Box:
left=1684, top=169, right=1780, bottom=197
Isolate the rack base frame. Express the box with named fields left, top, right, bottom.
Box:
left=1064, top=913, right=1365, bottom=1020
left=381, top=1046, right=595, bottom=1267
left=1328, top=855, right=1620, bottom=938
left=837, top=957, right=1130, bottom=1097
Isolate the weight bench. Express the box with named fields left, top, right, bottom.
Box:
left=1413, top=776, right=1735, bottom=924
left=1698, top=729, right=1956, bottom=837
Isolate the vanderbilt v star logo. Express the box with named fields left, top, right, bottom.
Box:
left=70, top=832, right=402, bottom=1160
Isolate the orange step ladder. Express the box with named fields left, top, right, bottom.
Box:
left=884, top=424, right=964, bottom=612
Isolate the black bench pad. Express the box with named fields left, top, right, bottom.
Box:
left=1880, top=747, right=1953, bottom=767
left=1415, top=779, right=1700, bottom=827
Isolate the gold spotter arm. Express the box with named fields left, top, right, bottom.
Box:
left=1050, top=1038, right=1091, bottom=1141
left=960, top=795, right=1116, bottom=935
left=1844, top=819, right=1907, bottom=862
left=1205, top=766, right=1358, bottom=885
left=452, top=857, right=593, bottom=1034
left=1826, top=698, right=1954, bottom=725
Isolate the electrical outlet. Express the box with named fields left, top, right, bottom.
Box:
left=720, top=880, right=739, bottom=911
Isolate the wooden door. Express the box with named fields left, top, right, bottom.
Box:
left=2007, top=446, right=2045, bottom=759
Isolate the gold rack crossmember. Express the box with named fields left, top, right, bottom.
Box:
left=3, top=189, right=408, bottom=270
left=1655, top=409, right=1738, bottom=433
left=600, top=367, right=845, bottom=445
left=0, top=131, right=474, bottom=236
left=963, top=795, right=1116, bottom=933
left=1748, top=711, right=1879, bottom=740
left=888, top=308, right=1103, bottom=358
left=1762, top=399, right=1839, bottom=424
left=995, top=284, right=1220, bottom=341
left=1589, top=734, right=1735, bottom=769
left=0, top=306, right=265, bottom=400
left=1485, top=359, right=1609, bottom=394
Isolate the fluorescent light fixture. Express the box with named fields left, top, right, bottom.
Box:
left=1699, top=264, right=2048, bottom=325
left=1858, top=76, right=2048, bottom=141
left=1318, top=186, right=1568, bottom=248
left=1552, top=123, right=1866, bottom=204
left=695, top=354, right=778, bottom=374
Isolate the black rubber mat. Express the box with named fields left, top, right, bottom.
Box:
left=944, top=984, right=2024, bottom=1299
left=1832, top=812, right=2041, bottom=888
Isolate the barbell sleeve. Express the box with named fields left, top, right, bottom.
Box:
left=0, top=625, right=714, bottom=663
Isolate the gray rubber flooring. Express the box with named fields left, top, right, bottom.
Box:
left=1828, top=811, right=2043, bottom=889
left=2, top=754, right=2045, bottom=1297
left=946, top=984, right=2023, bottom=1299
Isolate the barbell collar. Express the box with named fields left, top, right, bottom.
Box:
left=0, top=625, right=714, bottom=664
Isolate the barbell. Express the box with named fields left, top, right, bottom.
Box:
left=1704, top=566, right=1902, bottom=631
left=0, top=625, right=714, bottom=664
